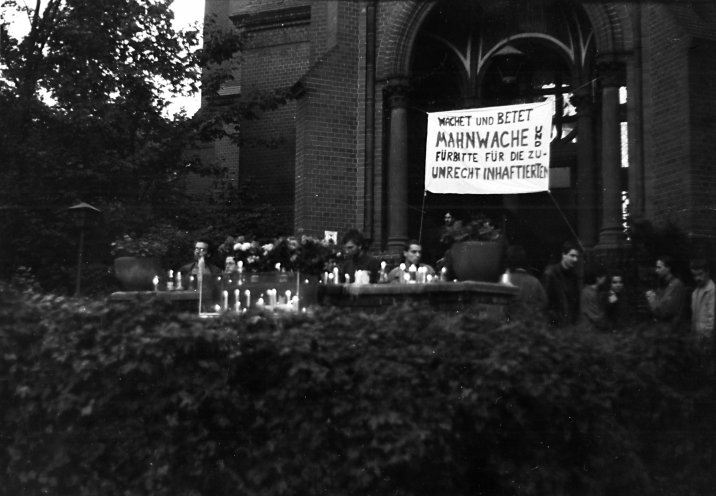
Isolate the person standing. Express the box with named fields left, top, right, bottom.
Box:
left=579, top=267, right=609, bottom=331
left=504, top=245, right=547, bottom=319
left=646, top=255, right=688, bottom=332
left=689, top=258, right=715, bottom=340
left=605, top=273, right=627, bottom=330
left=543, top=241, right=581, bottom=328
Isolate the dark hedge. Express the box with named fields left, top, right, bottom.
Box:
left=1, top=286, right=714, bottom=496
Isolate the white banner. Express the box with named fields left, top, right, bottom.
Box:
left=424, top=101, right=553, bottom=194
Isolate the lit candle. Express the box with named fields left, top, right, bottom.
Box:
left=291, top=295, right=299, bottom=311
left=234, top=289, right=240, bottom=312
left=275, top=263, right=281, bottom=272
left=166, top=270, right=174, bottom=291
left=328, top=273, right=334, bottom=283
left=152, top=275, right=159, bottom=291
left=399, top=263, right=406, bottom=284
left=244, top=289, right=251, bottom=308
left=189, top=275, right=195, bottom=290
left=440, top=267, right=447, bottom=282
left=257, top=296, right=265, bottom=308
left=214, top=304, right=221, bottom=313
left=345, top=273, right=351, bottom=284
left=268, top=289, right=277, bottom=306
left=176, top=271, right=183, bottom=290
left=322, top=271, right=328, bottom=284
left=285, top=290, right=292, bottom=304
left=409, top=264, right=417, bottom=283
left=333, top=267, right=339, bottom=285
left=223, top=290, right=229, bottom=310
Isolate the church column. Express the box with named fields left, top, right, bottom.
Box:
left=572, top=86, right=597, bottom=247
left=385, top=80, right=410, bottom=254
left=597, top=60, right=626, bottom=247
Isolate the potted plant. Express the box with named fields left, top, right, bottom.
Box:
left=110, top=232, right=168, bottom=291
left=444, top=213, right=505, bottom=282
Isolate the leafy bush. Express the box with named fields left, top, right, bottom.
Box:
left=1, top=287, right=714, bottom=495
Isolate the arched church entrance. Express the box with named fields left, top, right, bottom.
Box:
left=402, top=0, right=601, bottom=267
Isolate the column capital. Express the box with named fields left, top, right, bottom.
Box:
left=596, top=57, right=625, bottom=88
left=571, top=86, right=594, bottom=115
left=383, top=80, right=410, bottom=109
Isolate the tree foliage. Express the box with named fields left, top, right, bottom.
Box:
left=0, top=1, right=292, bottom=291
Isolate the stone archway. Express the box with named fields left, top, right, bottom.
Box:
left=375, top=1, right=636, bottom=261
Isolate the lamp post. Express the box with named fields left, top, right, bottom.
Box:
left=68, top=202, right=101, bottom=296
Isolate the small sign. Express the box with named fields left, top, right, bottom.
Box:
left=324, top=230, right=338, bottom=244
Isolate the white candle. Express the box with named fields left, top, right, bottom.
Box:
left=345, top=273, right=351, bottom=284
left=285, top=290, right=292, bottom=303
left=234, top=290, right=240, bottom=312
left=328, top=273, right=334, bottom=283
left=223, top=290, right=229, bottom=310
left=214, top=304, right=221, bottom=313
left=291, top=295, right=299, bottom=311
left=244, top=289, right=251, bottom=308
left=275, top=263, right=281, bottom=271
left=152, top=275, right=159, bottom=291
left=257, top=297, right=265, bottom=308
left=176, top=271, right=183, bottom=289
left=333, top=267, right=339, bottom=285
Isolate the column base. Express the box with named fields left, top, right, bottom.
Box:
left=386, top=238, right=407, bottom=255
left=596, top=227, right=627, bottom=250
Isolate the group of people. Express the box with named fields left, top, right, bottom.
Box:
left=178, top=233, right=714, bottom=342
left=526, top=240, right=714, bottom=339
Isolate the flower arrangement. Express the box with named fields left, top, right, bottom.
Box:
left=446, top=212, right=502, bottom=243
left=218, top=235, right=342, bottom=275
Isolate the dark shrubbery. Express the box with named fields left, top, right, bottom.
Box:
left=1, top=286, right=714, bottom=495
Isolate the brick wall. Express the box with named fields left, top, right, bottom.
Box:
left=688, top=38, right=716, bottom=241
left=642, top=5, right=690, bottom=226
left=295, top=1, right=363, bottom=241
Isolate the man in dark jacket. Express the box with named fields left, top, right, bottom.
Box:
left=543, top=241, right=581, bottom=328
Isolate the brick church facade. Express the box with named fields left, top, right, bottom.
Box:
left=201, top=0, right=716, bottom=265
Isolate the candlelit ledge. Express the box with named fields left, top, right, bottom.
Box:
left=108, top=290, right=201, bottom=311
left=318, top=281, right=518, bottom=316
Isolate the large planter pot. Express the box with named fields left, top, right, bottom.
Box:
left=113, top=256, right=163, bottom=291
left=449, top=241, right=504, bottom=282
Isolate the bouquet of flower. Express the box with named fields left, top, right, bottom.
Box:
left=219, top=234, right=342, bottom=275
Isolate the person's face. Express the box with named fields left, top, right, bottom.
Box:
left=610, top=276, right=624, bottom=293
left=344, top=240, right=359, bottom=258
left=561, top=249, right=579, bottom=269
left=404, top=244, right=422, bottom=265
left=225, top=257, right=237, bottom=272
left=444, top=213, right=453, bottom=226
left=655, top=260, right=670, bottom=279
left=194, top=242, right=209, bottom=260
left=692, top=268, right=709, bottom=288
